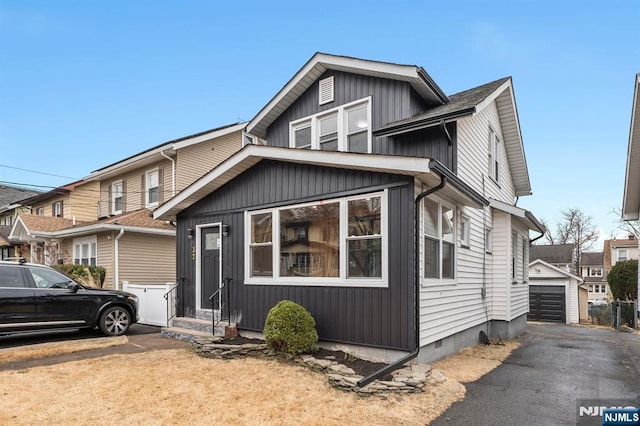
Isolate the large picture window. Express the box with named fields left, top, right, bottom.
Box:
left=246, top=191, right=386, bottom=287
left=423, top=198, right=455, bottom=281
left=289, top=97, right=371, bottom=153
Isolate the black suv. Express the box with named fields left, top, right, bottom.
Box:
left=0, top=260, right=138, bottom=337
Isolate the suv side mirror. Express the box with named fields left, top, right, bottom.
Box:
left=68, top=283, right=81, bottom=293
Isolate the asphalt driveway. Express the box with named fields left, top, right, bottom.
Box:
left=433, top=323, right=640, bottom=425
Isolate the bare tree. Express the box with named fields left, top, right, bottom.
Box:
left=610, top=208, right=640, bottom=238
left=537, top=218, right=556, bottom=245
left=554, top=208, right=599, bottom=272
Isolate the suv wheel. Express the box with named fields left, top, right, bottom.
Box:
left=99, top=306, right=131, bottom=336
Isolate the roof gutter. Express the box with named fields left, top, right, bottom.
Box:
left=114, top=228, right=125, bottom=291
left=357, top=175, right=447, bottom=388
left=374, top=108, right=475, bottom=138
left=160, top=150, right=176, bottom=198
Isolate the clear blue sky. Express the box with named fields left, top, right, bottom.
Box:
left=1, top=1, right=639, bottom=248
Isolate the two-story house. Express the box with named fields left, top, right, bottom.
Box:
left=0, top=184, right=41, bottom=259
left=9, top=123, right=248, bottom=325
left=604, top=236, right=638, bottom=275
left=154, top=53, right=544, bottom=369
left=580, top=251, right=608, bottom=303
left=622, top=73, right=639, bottom=308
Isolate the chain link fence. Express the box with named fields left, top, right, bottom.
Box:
left=589, top=301, right=638, bottom=328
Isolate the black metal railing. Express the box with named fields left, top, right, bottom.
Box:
left=163, top=278, right=184, bottom=326
left=208, top=278, right=232, bottom=331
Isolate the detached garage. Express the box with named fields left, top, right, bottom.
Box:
left=528, top=259, right=583, bottom=324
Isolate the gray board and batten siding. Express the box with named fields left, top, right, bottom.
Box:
left=177, top=160, right=416, bottom=351
left=266, top=70, right=456, bottom=171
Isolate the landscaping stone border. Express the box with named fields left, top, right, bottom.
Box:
left=192, top=337, right=444, bottom=395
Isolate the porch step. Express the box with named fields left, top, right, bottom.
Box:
left=196, top=309, right=221, bottom=322
left=172, top=317, right=214, bottom=334
left=161, top=316, right=238, bottom=343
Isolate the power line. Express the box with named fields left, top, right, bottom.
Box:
left=0, top=164, right=79, bottom=180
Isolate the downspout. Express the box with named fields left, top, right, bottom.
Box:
left=357, top=174, right=447, bottom=388
left=114, top=228, right=125, bottom=290
left=160, top=150, right=176, bottom=198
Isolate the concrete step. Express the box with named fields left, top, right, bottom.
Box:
left=196, top=309, right=221, bottom=322
left=172, top=317, right=214, bottom=334
left=161, top=327, right=213, bottom=343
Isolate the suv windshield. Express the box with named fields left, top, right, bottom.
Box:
left=27, top=267, right=75, bottom=290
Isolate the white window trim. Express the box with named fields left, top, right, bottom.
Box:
left=112, top=180, right=124, bottom=215
left=511, top=231, right=518, bottom=283
left=488, top=126, right=501, bottom=183
left=244, top=190, right=388, bottom=288
left=145, top=169, right=159, bottom=208
left=460, top=213, right=470, bottom=248
left=421, top=195, right=457, bottom=286
left=53, top=201, right=62, bottom=217
left=289, top=96, right=372, bottom=153
left=73, top=236, right=97, bottom=266
left=485, top=227, right=493, bottom=254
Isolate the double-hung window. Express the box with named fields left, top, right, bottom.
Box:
left=423, top=198, right=455, bottom=281
left=618, top=249, right=628, bottom=262
left=73, top=237, right=97, bottom=266
left=53, top=201, right=63, bottom=218
left=488, top=127, right=500, bottom=182
left=289, top=97, right=371, bottom=153
left=246, top=191, right=386, bottom=287
left=112, top=181, right=123, bottom=214
left=146, top=170, right=159, bottom=207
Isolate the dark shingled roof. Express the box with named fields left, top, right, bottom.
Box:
left=375, top=77, right=510, bottom=135
left=580, top=252, right=603, bottom=266
left=530, top=244, right=574, bottom=265
left=0, top=184, right=41, bottom=207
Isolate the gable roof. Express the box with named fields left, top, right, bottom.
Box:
left=246, top=53, right=449, bottom=139
left=84, top=122, right=246, bottom=181
left=19, top=180, right=88, bottom=205
left=10, top=209, right=174, bottom=241
left=377, top=77, right=531, bottom=197
left=529, top=258, right=583, bottom=282
left=623, top=73, right=640, bottom=221
left=530, top=244, right=574, bottom=265
left=153, top=144, right=488, bottom=221
left=0, top=225, right=11, bottom=247
left=0, top=184, right=42, bottom=209
left=580, top=251, right=603, bottom=266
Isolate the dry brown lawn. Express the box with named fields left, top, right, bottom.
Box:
left=0, top=340, right=519, bottom=425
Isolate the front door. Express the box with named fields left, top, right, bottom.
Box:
left=200, top=226, right=221, bottom=310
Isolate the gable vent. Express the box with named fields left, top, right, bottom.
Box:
left=319, top=76, right=334, bottom=105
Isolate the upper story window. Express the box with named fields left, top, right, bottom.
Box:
left=73, top=236, right=97, bottom=266
left=112, top=181, right=124, bottom=214
left=423, top=197, right=455, bottom=281
left=246, top=191, right=387, bottom=287
left=617, top=249, right=628, bottom=262
left=36, top=207, right=44, bottom=216
left=0, top=215, right=11, bottom=226
left=52, top=201, right=63, bottom=218
left=588, top=267, right=603, bottom=277
left=488, top=126, right=501, bottom=182
left=146, top=169, right=159, bottom=207
left=289, top=97, right=371, bottom=154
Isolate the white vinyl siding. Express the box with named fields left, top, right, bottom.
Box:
left=510, top=220, right=530, bottom=318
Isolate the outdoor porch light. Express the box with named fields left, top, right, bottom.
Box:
left=222, top=224, right=230, bottom=237
left=187, top=228, right=194, bottom=240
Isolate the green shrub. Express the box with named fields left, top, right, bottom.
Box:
left=54, top=264, right=106, bottom=288
left=607, top=259, right=638, bottom=301
left=263, top=300, right=319, bottom=355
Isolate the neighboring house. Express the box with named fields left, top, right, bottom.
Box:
left=529, top=244, right=575, bottom=272
left=528, top=259, right=584, bottom=324
left=9, top=123, right=248, bottom=325
left=528, top=243, right=586, bottom=322
left=0, top=184, right=41, bottom=259
left=154, top=53, right=544, bottom=365
left=622, top=73, right=640, bottom=307
left=603, top=236, right=638, bottom=273
left=580, top=251, right=608, bottom=303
